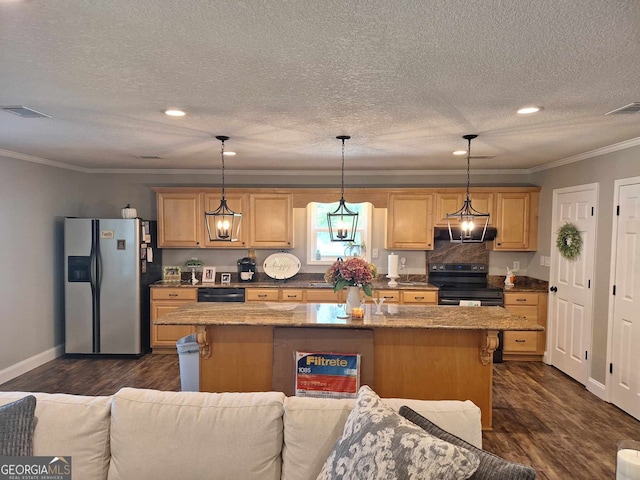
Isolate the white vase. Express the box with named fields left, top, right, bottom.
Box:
left=345, top=286, right=361, bottom=314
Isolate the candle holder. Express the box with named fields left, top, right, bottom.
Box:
left=617, top=440, right=640, bottom=480
left=386, top=274, right=399, bottom=287
left=350, top=307, right=364, bottom=320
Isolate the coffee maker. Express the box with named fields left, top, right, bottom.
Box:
left=237, top=257, right=257, bottom=282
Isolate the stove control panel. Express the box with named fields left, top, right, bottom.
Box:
left=430, top=263, right=487, bottom=272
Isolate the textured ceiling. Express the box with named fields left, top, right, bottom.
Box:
left=1, top=0, right=639, bottom=173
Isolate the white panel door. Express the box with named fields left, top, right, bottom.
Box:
left=548, top=184, right=597, bottom=385
left=610, top=181, right=640, bottom=420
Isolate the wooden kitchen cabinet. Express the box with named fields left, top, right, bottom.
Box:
left=373, top=290, right=400, bottom=304
left=304, top=289, right=344, bottom=303
left=249, top=193, right=294, bottom=248
left=150, top=287, right=197, bottom=353
left=503, top=291, right=547, bottom=361
left=434, top=190, right=494, bottom=227
left=201, top=192, right=247, bottom=248
left=386, top=193, right=434, bottom=250
left=493, top=191, right=539, bottom=251
left=157, top=192, right=202, bottom=248
left=246, top=288, right=280, bottom=302
left=401, top=290, right=438, bottom=305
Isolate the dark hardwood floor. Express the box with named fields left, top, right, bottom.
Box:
left=2, top=357, right=638, bottom=479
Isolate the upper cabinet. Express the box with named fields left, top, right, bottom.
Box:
left=493, top=191, right=539, bottom=251
left=157, top=191, right=202, bottom=248
left=202, top=192, right=248, bottom=248
left=249, top=193, right=294, bottom=248
left=434, top=190, right=494, bottom=227
left=386, top=193, right=434, bottom=250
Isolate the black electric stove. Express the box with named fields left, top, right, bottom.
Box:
left=429, top=263, right=504, bottom=362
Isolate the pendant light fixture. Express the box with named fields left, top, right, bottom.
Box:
left=446, top=134, right=490, bottom=243
left=205, top=135, right=242, bottom=242
left=327, top=135, right=359, bottom=242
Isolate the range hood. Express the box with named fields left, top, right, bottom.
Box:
left=433, top=226, right=497, bottom=242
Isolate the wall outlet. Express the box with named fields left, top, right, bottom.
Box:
left=513, top=261, right=520, bottom=271
left=372, top=248, right=379, bottom=259
left=540, top=256, right=545, bottom=266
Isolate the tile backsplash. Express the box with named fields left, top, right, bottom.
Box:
left=425, top=240, right=490, bottom=265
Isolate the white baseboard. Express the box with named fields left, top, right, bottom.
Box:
left=0, top=344, right=64, bottom=385
left=587, top=376, right=607, bottom=401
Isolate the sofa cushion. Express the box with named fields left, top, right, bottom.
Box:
left=0, top=392, right=112, bottom=480
left=107, top=388, right=285, bottom=480
left=400, top=406, right=536, bottom=480
left=0, top=395, right=36, bottom=456
left=316, top=386, right=479, bottom=480
left=282, top=394, right=482, bottom=480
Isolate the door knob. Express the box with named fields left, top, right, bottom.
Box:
left=550, top=286, right=558, bottom=292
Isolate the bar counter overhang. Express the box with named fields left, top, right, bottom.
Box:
left=156, top=302, right=543, bottom=430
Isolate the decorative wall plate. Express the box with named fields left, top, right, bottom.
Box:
left=263, top=253, right=301, bottom=280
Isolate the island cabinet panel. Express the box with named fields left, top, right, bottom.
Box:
left=493, top=191, right=539, bottom=251
left=157, top=192, right=202, bottom=248
left=386, top=194, right=434, bottom=250
left=249, top=193, right=293, bottom=248
left=150, top=288, right=197, bottom=353
left=434, top=191, right=494, bottom=227
left=199, top=326, right=273, bottom=393
left=201, top=192, right=247, bottom=248
left=373, top=329, right=492, bottom=430
left=503, top=291, right=547, bottom=360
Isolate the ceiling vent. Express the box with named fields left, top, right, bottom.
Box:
left=1, top=106, right=50, bottom=118
left=605, top=103, right=640, bottom=115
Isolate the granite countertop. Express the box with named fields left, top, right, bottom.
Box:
left=155, top=302, right=544, bottom=331
left=152, top=277, right=439, bottom=291
left=487, top=276, right=549, bottom=293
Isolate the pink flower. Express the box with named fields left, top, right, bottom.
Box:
left=325, top=257, right=378, bottom=296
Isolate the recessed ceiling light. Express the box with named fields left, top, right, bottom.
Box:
left=517, top=106, right=543, bottom=115
left=453, top=150, right=467, bottom=156
left=164, top=109, right=186, bottom=117
left=223, top=151, right=236, bottom=156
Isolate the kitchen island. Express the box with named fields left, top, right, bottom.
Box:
left=156, top=302, right=543, bottom=429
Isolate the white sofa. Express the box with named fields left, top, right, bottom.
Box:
left=0, top=388, right=482, bottom=480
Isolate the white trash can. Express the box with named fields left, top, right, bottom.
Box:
left=176, top=334, right=199, bottom=391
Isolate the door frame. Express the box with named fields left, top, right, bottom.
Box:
left=605, top=175, right=640, bottom=403
left=546, top=183, right=598, bottom=385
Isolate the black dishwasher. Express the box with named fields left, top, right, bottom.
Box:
left=197, top=288, right=245, bottom=302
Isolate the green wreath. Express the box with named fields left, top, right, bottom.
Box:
left=556, top=223, right=583, bottom=260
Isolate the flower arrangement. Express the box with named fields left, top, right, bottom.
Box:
left=324, top=257, right=378, bottom=296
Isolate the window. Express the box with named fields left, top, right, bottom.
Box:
left=307, top=202, right=372, bottom=265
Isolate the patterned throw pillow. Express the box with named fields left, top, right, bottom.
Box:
left=0, top=395, right=37, bottom=456
left=399, top=406, right=536, bottom=480
left=316, top=386, right=480, bottom=480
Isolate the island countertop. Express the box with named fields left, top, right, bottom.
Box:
left=155, top=302, right=543, bottom=331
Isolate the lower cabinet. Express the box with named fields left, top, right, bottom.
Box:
left=150, top=287, right=197, bottom=353
left=401, top=290, right=438, bottom=305
left=503, top=291, right=547, bottom=361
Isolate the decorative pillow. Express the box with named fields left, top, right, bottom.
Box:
left=0, top=395, right=37, bottom=456
left=316, top=386, right=480, bottom=480
left=399, top=406, right=536, bottom=480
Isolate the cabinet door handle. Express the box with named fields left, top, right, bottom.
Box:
left=415, top=296, right=424, bottom=300
left=383, top=296, right=394, bottom=299
left=287, top=295, right=297, bottom=298
left=168, top=293, right=178, bottom=297
left=258, top=294, right=268, bottom=298
left=515, top=339, right=526, bottom=343
left=516, top=298, right=527, bottom=302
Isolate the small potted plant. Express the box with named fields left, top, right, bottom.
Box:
left=183, top=258, right=204, bottom=285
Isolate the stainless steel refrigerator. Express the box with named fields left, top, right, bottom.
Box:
left=64, top=218, right=162, bottom=355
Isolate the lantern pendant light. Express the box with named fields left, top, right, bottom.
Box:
left=205, top=135, right=242, bottom=242
left=327, top=135, right=359, bottom=242
left=446, top=134, right=490, bottom=243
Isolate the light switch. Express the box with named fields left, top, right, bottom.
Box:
left=540, top=256, right=545, bottom=266
left=513, top=261, right=520, bottom=271
left=544, top=256, right=551, bottom=267
left=372, top=248, right=379, bottom=259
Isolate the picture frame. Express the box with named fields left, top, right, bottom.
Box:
left=202, top=266, right=217, bottom=283
left=220, top=273, right=232, bottom=285
left=163, top=266, right=181, bottom=282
